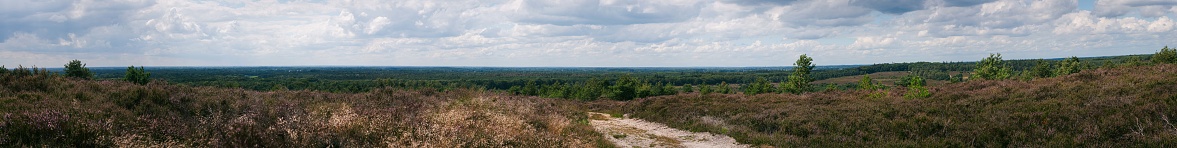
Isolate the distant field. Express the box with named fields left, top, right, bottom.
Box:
left=813, top=71, right=968, bottom=87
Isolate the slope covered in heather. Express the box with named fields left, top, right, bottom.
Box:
left=0, top=73, right=611, bottom=147
left=595, top=64, right=1177, bottom=147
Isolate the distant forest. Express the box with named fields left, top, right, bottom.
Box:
left=5, top=49, right=1165, bottom=101
left=2, top=46, right=1176, bottom=147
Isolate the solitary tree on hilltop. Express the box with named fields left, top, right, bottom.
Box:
left=64, top=60, right=93, bottom=80
left=1029, top=59, right=1053, bottom=78
left=744, top=77, right=773, bottom=95
left=903, top=75, right=930, bottom=99
left=608, top=74, right=638, bottom=101
left=1054, top=57, right=1082, bottom=77
left=859, top=75, right=874, bottom=91
left=1154, top=46, right=1177, bottom=64
left=124, top=66, right=151, bottom=85
left=784, top=54, right=815, bottom=94
left=971, top=53, right=1011, bottom=80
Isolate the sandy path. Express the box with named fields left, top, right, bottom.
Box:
left=588, top=112, right=749, bottom=148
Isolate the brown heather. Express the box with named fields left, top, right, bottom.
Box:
left=0, top=73, right=612, bottom=147
left=594, top=64, right=1177, bottom=147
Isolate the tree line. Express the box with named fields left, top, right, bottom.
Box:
left=1, top=60, right=150, bottom=85
left=5, top=46, right=1174, bottom=101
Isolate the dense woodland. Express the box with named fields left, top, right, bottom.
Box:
left=2, top=46, right=1176, bottom=146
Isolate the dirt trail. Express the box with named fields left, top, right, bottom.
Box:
left=588, top=112, right=749, bottom=148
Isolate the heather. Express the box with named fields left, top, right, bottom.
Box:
left=0, top=72, right=611, bottom=147
left=596, top=64, right=1177, bottom=147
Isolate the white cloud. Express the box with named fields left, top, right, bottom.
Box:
left=1, top=0, right=1176, bottom=67
left=1095, top=0, right=1177, bottom=17
left=365, top=17, right=392, bottom=35
left=850, top=36, right=897, bottom=50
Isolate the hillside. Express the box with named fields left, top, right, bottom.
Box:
left=0, top=73, right=611, bottom=147
left=1, top=54, right=1173, bottom=147
left=594, top=64, right=1177, bottom=147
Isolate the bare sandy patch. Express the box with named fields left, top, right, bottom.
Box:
left=588, top=112, right=749, bottom=148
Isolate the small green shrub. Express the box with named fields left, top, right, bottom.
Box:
left=1153, top=46, right=1177, bottom=64
left=63, top=60, right=93, bottom=80
left=972, top=53, right=1012, bottom=80
left=123, top=66, right=150, bottom=85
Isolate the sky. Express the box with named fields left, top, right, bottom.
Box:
left=1, top=0, right=1176, bottom=67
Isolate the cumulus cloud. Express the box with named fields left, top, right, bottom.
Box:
left=1095, top=0, right=1177, bottom=17
left=512, top=0, right=703, bottom=26
left=0, top=0, right=1175, bottom=67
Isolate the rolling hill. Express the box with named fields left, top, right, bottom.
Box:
left=595, top=64, right=1177, bottom=147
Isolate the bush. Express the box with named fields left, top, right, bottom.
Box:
left=971, top=53, right=1011, bottom=80
left=11, top=65, right=32, bottom=77
left=1153, top=46, right=1177, bottom=64
left=903, top=76, right=930, bottom=99
left=123, top=66, right=151, bottom=85
left=64, top=60, right=93, bottom=80
left=1054, top=57, right=1081, bottom=77
left=784, top=55, right=815, bottom=94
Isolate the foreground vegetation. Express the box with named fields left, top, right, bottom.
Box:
left=0, top=72, right=611, bottom=147
left=2, top=46, right=1175, bottom=147
left=595, top=63, right=1177, bottom=147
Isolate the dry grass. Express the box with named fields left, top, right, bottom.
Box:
left=0, top=74, right=612, bottom=147
left=594, top=64, right=1177, bottom=147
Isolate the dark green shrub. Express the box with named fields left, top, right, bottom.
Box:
left=63, top=60, right=93, bottom=80
left=1153, top=46, right=1176, bottom=64
left=123, top=66, right=151, bottom=85
left=972, top=53, right=1011, bottom=80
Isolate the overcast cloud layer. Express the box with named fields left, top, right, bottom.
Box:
left=1, top=0, right=1175, bottom=67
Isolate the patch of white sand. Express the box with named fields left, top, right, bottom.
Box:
left=588, top=112, right=749, bottom=148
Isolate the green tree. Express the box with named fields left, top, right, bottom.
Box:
left=608, top=75, right=639, bottom=101
left=508, top=86, right=523, bottom=94
left=573, top=78, right=605, bottom=101
left=541, top=82, right=568, bottom=98
left=718, top=82, right=732, bottom=94
left=971, top=53, right=1012, bottom=80
left=1029, top=59, right=1053, bottom=78
left=651, top=82, right=665, bottom=96
left=681, top=84, right=694, bottom=93
left=895, top=74, right=926, bottom=87
left=784, top=54, right=815, bottom=94
left=64, top=59, right=93, bottom=80
left=699, top=84, right=713, bottom=95
left=661, top=83, right=677, bottom=95
left=271, top=84, right=288, bottom=91
left=859, top=75, right=874, bottom=90
left=903, top=75, right=931, bottom=99
left=1122, top=56, right=1146, bottom=67
left=1054, top=57, right=1081, bottom=77
left=949, top=73, right=964, bottom=83
left=124, top=66, right=151, bottom=85
left=12, top=65, right=31, bottom=77
left=636, top=81, right=653, bottom=98
left=0, top=65, right=8, bottom=75
left=744, top=77, right=773, bottom=95
left=523, top=80, right=538, bottom=96
left=1153, top=46, right=1177, bottom=64
left=823, top=84, right=837, bottom=92
left=860, top=75, right=889, bottom=99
